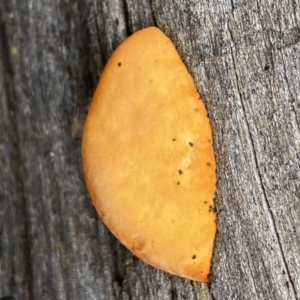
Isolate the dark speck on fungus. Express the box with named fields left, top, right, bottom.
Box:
left=189, top=142, right=194, bottom=147
left=178, top=170, right=183, bottom=175
left=208, top=205, right=216, bottom=213
left=177, top=181, right=180, bottom=185
left=192, top=255, right=197, bottom=259
left=172, top=138, right=176, bottom=141
left=207, top=162, right=211, bottom=166
left=118, top=62, right=122, bottom=67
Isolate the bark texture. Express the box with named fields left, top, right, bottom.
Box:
left=1, top=0, right=300, bottom=299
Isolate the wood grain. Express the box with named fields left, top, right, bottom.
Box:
left=1, top=0, right=299, bottom=299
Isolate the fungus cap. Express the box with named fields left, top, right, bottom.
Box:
left=82, top=27, right=217, bottom=283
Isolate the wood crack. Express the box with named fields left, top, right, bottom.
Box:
left=0, top=7, right=32, bottom=299
left=123, top=0, right=133, bottom=35
left=148, top=0, right=158, bottom=27
left=227, top=12, right=298, bottom=299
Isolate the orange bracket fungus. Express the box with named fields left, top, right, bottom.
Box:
left=82, top=27, right=217, bottom=283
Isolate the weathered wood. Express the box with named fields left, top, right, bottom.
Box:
left=1, top=0, right=300, bottom=299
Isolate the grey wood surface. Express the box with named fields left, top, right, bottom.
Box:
left=1, top=0, right=300, bottom=299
